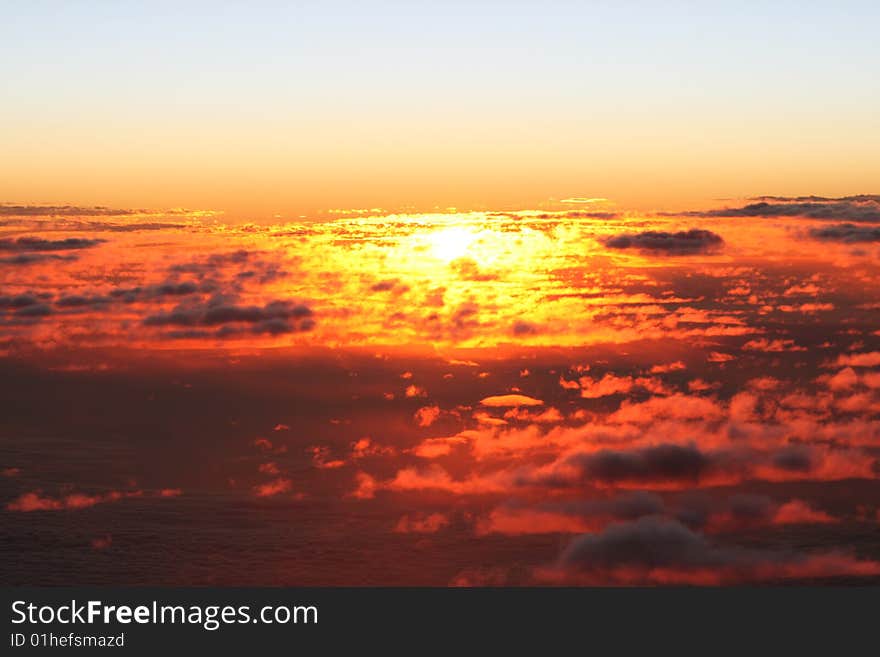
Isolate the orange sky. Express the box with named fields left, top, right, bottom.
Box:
left=2, top=3, right=879, bottom=220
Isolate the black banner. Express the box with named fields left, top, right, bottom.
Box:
left=2, top=587, right=876, bottom=653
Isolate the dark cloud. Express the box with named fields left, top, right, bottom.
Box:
left=169, top=250, right=286, bottom=286
left=450, top=258, right=498, bottom=281
left=488, top=211, right=620, bottom=220
left=0, top=205, right=135, bottom=217
left=750, top=195, right=880, bottom=203
left=552, top=491, right=666, bottom=520
left=109, top=281, right=201, bottom=303
left=0, top=237, right=105, bottom=251
left=808, top=223, right=880, bottom=243
left=670, top=493, right=777, bottom=529
left=80, top=221, right=188, bottom=232
left=511, top=320, right=539, bottom=336
left=566, top=444, right=711, bottom=485
left=0, top=253, right=78, bottom=266
left=15, top=304, right=53, bottom=317
left=144, top=299, right=314, bottom=337
left=553, top=515, right=869, bottom=583
left=560, top=516, right=731, bottom=571
left=153, top=282, right=199, bottom=296
left=603, top=229, right=724, bottom=254
left=370, top=278, right=410, bottom=293
left=0, top=294, right=49, bottom=309
left=692, top=198, right=880, bottom=223
left=553, top=512, right=873, bottom=585
left=725, top=493, right=776, bottom=522
left=56, top=294, right=111, bottom=308
left=771, top=446, right=814, bottom=473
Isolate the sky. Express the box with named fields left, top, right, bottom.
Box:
left=2, top=1, right=880, bottom=218
left=2, top=3, right=880, bottom=586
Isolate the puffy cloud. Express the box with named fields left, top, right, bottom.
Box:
left=478, top=492, right=665, bottom=536
left=252, top=478, right=293, bottom=497
left=511, top=320, right=540, bottom=336
left=603, top=229, right=724, bottom=255
left=557, top=444, right=712, bottom=487
left=576, top=373, right=671, bottom=398
left=695, top=198, right=880, bottom=223
left=309, top=446, right=346, bottom=469
left=772, top=500, right=836, bottom=525
left=649, top=361, right=686, bottom=374
left=144, top=299, right=314, bottom=337
left=394, top=513, right=450, bottom=533
left=383, top=465, right=508, bottom=495
left=742, top=338, right=806, bottom=352
left=405, top=384, right=428, bottom=398
left=824, top=367, right=860, bottom=391
left=414, top=405, right=441, bottom=427
left=6, top=488, right=161, bottom=512
left=0, top=253, right=77, bottom=265
left=0, top=236, right=105, bottom=251
left=609, top=394, right=724, bottom=423
left=835, top=352, right=880, bottom=367
left=350, top=472, right=378, bottom=499
left=479, top=492, right=837, bottom=537
left=808, top=223, right=880, bottom=243
left=545, top=516, right=880, bottom=584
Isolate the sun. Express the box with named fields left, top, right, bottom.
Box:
left=425, top=226, right=476, bottom=262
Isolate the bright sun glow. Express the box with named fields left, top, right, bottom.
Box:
left=425, top=226, right=477, bottom=262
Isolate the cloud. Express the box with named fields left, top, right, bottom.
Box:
left=576, top=373, right=671, bottom=398
left=55, top=294, right=111, bottom=309
left=309, top=446, right=345, bottom=469
left=835, top=352, right=880, bottom=368
left=5, top=488, right=162, bottom=512
left=772, top=499, right=835, bottom=525
left=0, top=293, right=54, bottom=319
left=0, top=294, right=48, bottom=309
left=0, top=253, right=78, bottom=265
left=0, top=236, right=105, bottom=252
left=480, top=493, right=836, bottom=537
left=414, top=405, right=441, bottom=427
left=381, top=465, right=508, bottom=495
left=252, top=478, right=293, bottom=497
left=479, top=394, right=544, bottom=407
left=561, top=444, right=711, bottom=486
left=143, top=299, right=314, bottom=337
left=450, top=258, right=498, bottom=281
left=823, top=367, right=859, bottom=391
left=769, top=446, right=814, bottom=473
left=603, top=229, right=724, bottom=255
left=168, top=250, right=286, bottom=287
left=560, top=197, right=609, bottom=204
left=107, top=281, right=202, bottom=304
left=650, top=361, right=686, bottom=374
left=742, top=338, right=806, bottom=352
left=0, top=205, right=135, bottom=217
left=394, top=513, right=450, bottom=533
left=478, top=492, right=666, bottom=536
left=808, top=223, right=880, bottom=243
left=546, top=516, right=880, bottom=584
left=405, top=384, right=428, bottom=398
left=693, top=198, right=880, bottom=223
left=609, top=394, right=724, bottom=423
left=370, top=278, right=410, bottom=293
left=511, top=320, right=539, bottom=336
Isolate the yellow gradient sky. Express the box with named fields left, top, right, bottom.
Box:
left=2, top=1, right=879, bottom=219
